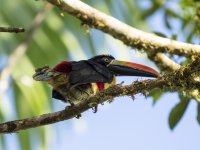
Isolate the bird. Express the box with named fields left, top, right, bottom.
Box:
left=33, top=55, right=160, bottom=107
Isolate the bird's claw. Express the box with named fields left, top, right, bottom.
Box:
left=65, top=105, right=72, bottom=111
left=69, top=101, right=75, bottom=107
left=130, top=95, right=135, bottom=101
left=65, top=102, right=75, bottom=110
left=89, top=102, right=98, bottom=113
left=108, top=98, right=114, bottom=103
left=92, top=105, right=98, bottom=113
left=75, top=114, right=82, bottom=119
left=64, top=104, right=82, bottom=119
left=117, top=81, right=124, bottom=86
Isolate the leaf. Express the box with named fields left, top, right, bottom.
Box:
left=18, top=131, right=31, bottom=150
left=149, top=89, right=163, bottom=105
left=186, top=33, right=193, bottom=43
left=171, top=34, right=177, bottom=40
left=166, top=9, right=181, bottom=19
left=141, top=1, right=161, bottom=19
left=0, top=135, right=6, bottom=150
left=164, top=9, right=172, bottom=29
left=153, top=31, right=168, bottom=38
left=181, top=18, right=190, bottom=30
left=12, top=55, right=51, bottom=116
left=168, top=94, right=190, bottom=130
left=197, top=103, right=200, bottom=125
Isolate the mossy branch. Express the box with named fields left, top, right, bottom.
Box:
left=47, top=0, right=200, bottom=57
left=0, top=57, right=200, bottom=134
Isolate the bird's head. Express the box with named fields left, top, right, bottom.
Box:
left=89, top=55, right=115, bottom=66
left=90, top=55, right=160, bottom=78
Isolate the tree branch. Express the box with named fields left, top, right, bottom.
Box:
left=149, top=53, right=180, bottom=72
left=47, top=0, right=200, bottom=57
left=0, top=56, right=200, bottom=134
left=0, top=27, right=25, bottom=33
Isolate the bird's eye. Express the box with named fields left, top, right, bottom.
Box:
left=103, top=58, right=110, bottom=62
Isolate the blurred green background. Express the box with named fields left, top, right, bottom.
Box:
left=0, top=0, right=200, bottom=150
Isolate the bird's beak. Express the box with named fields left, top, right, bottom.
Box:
left=33, top=66, right=62, bottom=81
left=107, top=60, right=160, bottom=78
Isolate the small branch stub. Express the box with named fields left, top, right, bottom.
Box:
left=0, top=27, right=25, bottom=33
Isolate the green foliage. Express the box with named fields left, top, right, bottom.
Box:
left=181, top=0, right=200, bottom=37
left=153, top=31, right=167, bottom=38
left=168, top=93, right=190, bottom=130
left=149, top=89, right=164, bottom=105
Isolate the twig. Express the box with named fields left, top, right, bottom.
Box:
left=47, top=0, right=200, bottom=57
left=0, top=56, right=200, bottom=134
left=149, top=53, right=180, bottom=72
left=0, top=27, right=25, bottom=33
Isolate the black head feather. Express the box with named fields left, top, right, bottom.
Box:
left=89, top=55, right=115, bottom=66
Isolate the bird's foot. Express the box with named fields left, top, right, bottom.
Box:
left=64, top=104, right=82, bottom=119
left=64, top=105, right=72, bottom=110
left=92, top=105, right=98, bottom=113
left=117, top=81, right=124, bottom=86
left=89, top=102, right=98, bottom=113
left=65, top=102, right=75, bottom=110
left=130, top=95, right=135, bottom=101
left=108, top=98, right=114, bottom=103
left=75, top=114, right=82, bottom=119
left=69, top=101, right=75, bottom=107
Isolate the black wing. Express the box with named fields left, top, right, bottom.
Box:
left=69, top=60, right=113, bottom=86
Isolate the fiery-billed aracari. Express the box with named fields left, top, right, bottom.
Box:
left=33, top=55, right=160, bottom=106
